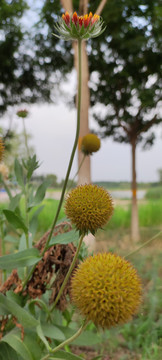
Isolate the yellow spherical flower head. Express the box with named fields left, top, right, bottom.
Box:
left=71, top=253, right=142, bottom=329
left=0, top=138, right=5, bottom=163
left=64, top=184, right=113, bottom=235
left=81, top=134, right=101, bottom=155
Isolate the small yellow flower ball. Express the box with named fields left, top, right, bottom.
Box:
left=71, top=253, right=142, bottom=329
left=0, top=138, right=5, bottom=163
left=64, top=184, right=113, bottom=235
left=81, top=134, right=101, bottom=155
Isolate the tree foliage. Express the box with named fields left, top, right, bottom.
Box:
left=0, top=0, right=55, bottom=117
left=88, top=0, right=162, bottom=146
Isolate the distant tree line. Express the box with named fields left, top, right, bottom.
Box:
left=31, top=174, right=76, bottom=189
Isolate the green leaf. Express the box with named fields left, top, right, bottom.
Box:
left=14, top=159, right=24, bottom=187
left=49, top=230, right=79, bottom=247
left=9, top=193, right=22, bottom=211
left=2, top=329, right=41, bottom=360
left=36, top=323, right=51, bottom=351
left=0, top=293, right=39, bottom=328
left=22, top=330, right=42, bottom=360
left=28, top=299, right=51, bottom=317
left=19, top=233, right=27, bottom=251
left=48, top=350, right=84, bottom=360
left=26, top=155, right=39, bottom=181
left=0, top=248, right=41, bottom=270
left=0, top=342, right=20, bottom=360
left=41, top=324, right=65, bottom=341
left=4, top=234, right=18, bottom=244
left=58, top=326, right=101, bottom=346
left=29, top=205, right=44, bottom=235
left=3, top=209, right=28, bottom=233
left=33, top=179, right=52, bottom=206
left=2, top=333, right=32, bottom=360
left=6, top=291, right=25, bottom=307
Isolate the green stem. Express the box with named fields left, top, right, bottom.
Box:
left=23, top=118, right=30, bottom=158
left=125, top=230, right=162, bottom=259
left=41, top=39, right=82, bottom=256
left=24, top=183, right=29, bottom=249
left=0, top=220, right=7, bottom=281
left=22, top=39, right=82, bottom=290
left=49, top=233, right=84, bottom=315
left=50, top=320, right=88, bottom=355
left=67, top=154, right=86, bottom=192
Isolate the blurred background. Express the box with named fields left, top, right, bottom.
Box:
left=0, top=1, right=162, bottom=359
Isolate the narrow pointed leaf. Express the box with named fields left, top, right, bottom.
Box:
left=41, top=323, right=65, bottom=341
left=0, top=248, right=41, bottom=270
left=14, top=159, right=24, bottom=187
left=36, top=323, right=51, bottom=351
left=3, top=209, right=28, bottom=233
left=2, top=329, right=41, bottom=360
left=0, top=293, right=39, bottom=328
left=49, top=230, right=79, bottom=247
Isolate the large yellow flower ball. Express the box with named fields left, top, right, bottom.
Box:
left=64, top=184, right=113, bottom=235
left=71, top=253, right=142, bottom=329
left=81, top=134, right=101, bottom=155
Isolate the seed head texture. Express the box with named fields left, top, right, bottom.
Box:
left=71, top=253, right=142, bottom=329
left=65, top=184, right=113, bottom=234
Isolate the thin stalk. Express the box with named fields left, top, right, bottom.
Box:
left=125, top=230, right=162, bottom=259
left=67, top=154, right=86, bottom=192
left=0, top=220, right=7, bottom=281
left=49, top=233, right=84, bottom=315
left=22, top=39, right=82, bottom=290
left=24, top=183, right=29, bottom=249
left=41, top=39, right=82, bottom=256
left=50, top=320, right=88, bottom=355
left=23, top=118, right=30, bottom=158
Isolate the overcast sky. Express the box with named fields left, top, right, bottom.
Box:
left=2, top=100, right=162, bottom=183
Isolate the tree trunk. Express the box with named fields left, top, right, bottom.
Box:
left=77, top=40, right=91, bottom=185
left=60, top=0, right=107, bottom=185
left=131, top=139, right=140, bottom=242
left=60, top=0, right=91, bottom=185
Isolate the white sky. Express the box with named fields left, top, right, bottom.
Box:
left=2, top=101, right=162, bottom=183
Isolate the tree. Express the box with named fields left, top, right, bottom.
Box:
left=0, top=0, right=59, bottom=119
left=157, top=169, right=162, bottom=184
left=88, top=0, right=162, bottom=241
left=39, top=0, right=107, bottom=185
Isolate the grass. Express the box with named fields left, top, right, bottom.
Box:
left=32, top=198, right=65, bottom=233
left=1, top=197, right=162, bottom=233
left=104, top=199, right=162, bottom=231
left=145, top=186, right=162, bottom=200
